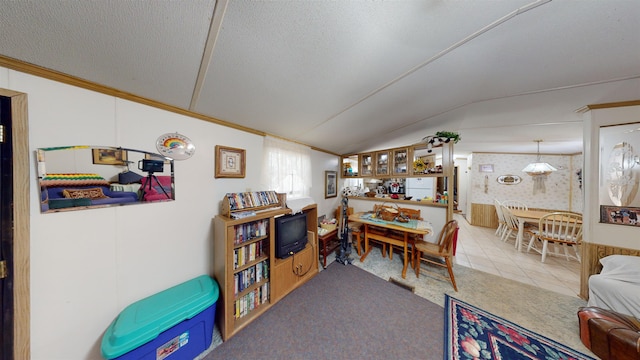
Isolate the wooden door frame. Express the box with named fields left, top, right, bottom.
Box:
left=0, top=88, right=30, bottom=360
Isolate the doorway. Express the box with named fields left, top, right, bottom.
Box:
left=1, top=95, right=13, bottom=360
left=0, top=89, right=30, bottom=360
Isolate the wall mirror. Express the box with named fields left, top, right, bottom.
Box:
left=37, top=145, right=175, bottom=213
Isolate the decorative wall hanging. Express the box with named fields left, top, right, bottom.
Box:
left=156, top=132, right=196, bottom=160
left=497, top=175, right=522, bottom=185
left=215, top=145, right=246, bottom=178
left=325, top=171, right=337, bottom=198
left=599, top=122, right=640, bottom=225
left=600, top=205, right=640, bottom=226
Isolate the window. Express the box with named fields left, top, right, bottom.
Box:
left=261, top=136, right=312, bottom=199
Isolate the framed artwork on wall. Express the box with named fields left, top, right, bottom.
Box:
left=325, top=171, right=337, bottom=198
left=600, top=205, right=640, bottom=226
left=92, top=148, right=127, bottom=165
left=215, top=145, right=246, bottom=178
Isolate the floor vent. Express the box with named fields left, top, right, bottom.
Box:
left=388, top=277, right=415, bottom=293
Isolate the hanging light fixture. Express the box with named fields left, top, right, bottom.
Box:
left=522, top=140, right=557, bottom=194
left=522, top=140, right=557, bottom=176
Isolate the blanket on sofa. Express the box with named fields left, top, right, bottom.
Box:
left=588, top=254, right=640, bottom=318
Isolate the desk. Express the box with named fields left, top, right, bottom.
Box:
left=509, top=209, right=551, bottom=252
left=318, top=228, right=339, bottom=268
left=349, top=213, right=431, bottom=279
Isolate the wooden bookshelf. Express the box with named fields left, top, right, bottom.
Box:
left=220, top=191, right=285, bottom=217
left=213, top=193, right=318, bottom=341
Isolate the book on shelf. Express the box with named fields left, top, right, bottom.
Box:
left=234, top=282, right=270, bottom=319
left=225, top=191, right=281, bottom=211
left=233, top=219, right=268, bottom=244
left=231, top=210, right=256, bottom=219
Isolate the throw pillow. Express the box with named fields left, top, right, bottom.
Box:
left=62, top=187, right=108, bottom=200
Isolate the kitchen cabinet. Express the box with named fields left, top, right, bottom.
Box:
left=375, top=150, right=390, bottom=177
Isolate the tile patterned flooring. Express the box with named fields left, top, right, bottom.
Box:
left=454, top=214, right=582, bottom=298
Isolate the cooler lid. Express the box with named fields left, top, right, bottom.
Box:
left=101, top=275, right=218, bottom=359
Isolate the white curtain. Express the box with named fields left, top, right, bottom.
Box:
left=261, top=136, right=312, bottom=199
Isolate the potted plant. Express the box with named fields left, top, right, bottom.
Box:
left=435, top=131, right=461, bottom=144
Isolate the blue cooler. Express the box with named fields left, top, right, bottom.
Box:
left=101, top=275, right=219, bottom=360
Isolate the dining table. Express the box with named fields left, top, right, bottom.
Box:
left=348, top=212, right=432, bottom=279
left=508, top=209, right=551, bottom=252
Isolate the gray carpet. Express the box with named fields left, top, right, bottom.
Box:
left=202, top=262, right=444, bottom=359
left=349, top=247, right=591, bottom=355
left=198, top=244, right=593, bottom=359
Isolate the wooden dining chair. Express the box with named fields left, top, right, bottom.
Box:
left=413, top=219, right=459, bottom=291
left=386, top=207, right=421, bottom=265
left=526, top=212, right=583, bottom=263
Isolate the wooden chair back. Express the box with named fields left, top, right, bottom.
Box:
left=538, top=212, right=583, bottom=244
left=437, top=219, right=459, bottom=254
left=501, top=205, right=520, bottom=231
left=501, top=200, right=528, bottom=210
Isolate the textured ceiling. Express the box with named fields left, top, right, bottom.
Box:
left=1, top=0, right=639, bottom=156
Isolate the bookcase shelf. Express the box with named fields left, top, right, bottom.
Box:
left=214, top=193, right=318, bottom=341
left=221, top=191, right=286, bottom=217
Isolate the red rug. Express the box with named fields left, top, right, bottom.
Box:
left=445, top=295, right=594, bottom=360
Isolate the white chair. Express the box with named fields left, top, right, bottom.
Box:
left=527, top=212, right=582, bottom=263
left=494, top=199, right=507, bottom=238
left=501, top=200, right=528, bottom=210
left=500, top=206, right=520, bottom=246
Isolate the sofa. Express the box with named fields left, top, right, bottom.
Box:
left=578, top=306, right=640, bottom=360
left=588, top=255, right=640, bottom=318
left=40, top=173, right=139, bottom=211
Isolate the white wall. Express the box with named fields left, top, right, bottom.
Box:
left=468, top=152, right=582, bottom=212
left=1, top=66, right=338, bottom=360
left=584, top=104, right=640, bottom=250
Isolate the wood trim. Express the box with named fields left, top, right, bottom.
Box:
left=0, top=88, right=30, bottom=360
left=579, top=242, right=640, bottom=300
left=470, top=203, right=499, bottom=228
left=585, top=100, right=640, bottom=110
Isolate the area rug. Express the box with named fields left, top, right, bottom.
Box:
left=445, top=295, right=595, bottom=360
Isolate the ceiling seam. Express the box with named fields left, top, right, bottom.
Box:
left=368, top=74, right=640, bottom=146
left=189, top=0, right=229, bottom=111
left=300, top=0, right=553, bottom=135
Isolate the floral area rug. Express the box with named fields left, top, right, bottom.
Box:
left=445, top=295, right=594, bottom=360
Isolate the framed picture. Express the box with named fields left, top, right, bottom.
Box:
left=92, top=148, right=127, bottom=165
left=144, top=153, right=171, bottom=164
left=600, top=205, right=640, bottom=227
left=215, top=145, right=245, bottom=178
left=325, top=171, right=337, bottom=198
left=479, top=164, right=494, bottom=173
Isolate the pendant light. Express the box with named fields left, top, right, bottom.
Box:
left=522, top=140, right=556, bottom=194
left=522, top=140, right=557, bottom=176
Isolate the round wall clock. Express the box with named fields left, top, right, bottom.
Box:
left=155, top=132, right=196, bottom=160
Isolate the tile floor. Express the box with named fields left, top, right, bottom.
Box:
left=453, top=213, right=582, bottom=298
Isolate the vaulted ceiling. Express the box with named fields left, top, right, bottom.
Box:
left=1, top=0, right=639, bottom=156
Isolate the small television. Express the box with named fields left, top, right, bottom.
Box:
left=275, top=212, right=308, bottom=259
